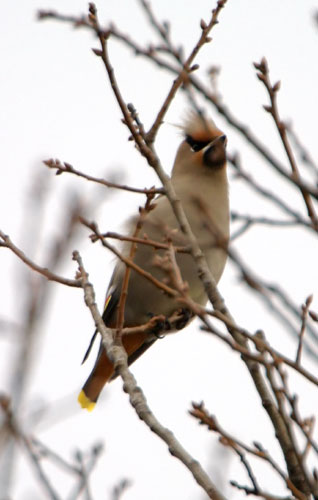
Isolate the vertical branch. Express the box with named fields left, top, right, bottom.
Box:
left=296, top=295, right=313, bottom=365
left=145, top=0, right=228, bottom=144
left=116, top=193, right=156, bottom=331
left=254, top=57, right=318, bottom=229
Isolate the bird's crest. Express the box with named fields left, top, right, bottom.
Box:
left=180, top=110, right=219, bottom=142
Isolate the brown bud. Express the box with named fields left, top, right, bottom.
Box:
left=263, top=105, right=272, bottom=113
left=306, top=294, right=313, bottom=306
left=190, top=64, right=199, bottom=72
left=254, top=57, right=267, bottom=74
left=43, top=159, right=53, bottom=167
left=272, top=80, right=281, bottom=92
left=260, top=56, right=267, bottom=69
left=92, top=48, right=103, bottom=56
left=256, top=72, right=266, bottom=82
left=309, top=310, right=318, bottom=322
left=88, top=3, right=97, bottom=15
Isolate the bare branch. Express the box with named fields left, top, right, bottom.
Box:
left=67, top=445, right=104, bottom=500
left=296, top=295, right=313, bottom=365
left=21, top=435, right=61, bottom=500
left=254, top=57, right=318, bottom=229
left=0, top=396, right=61, bottom=500
left=144, top=0, right=228, bottom=144
left=90, top=230, right=190, bottom=253
left=80, top=217, right=178, bottom=297
left=43, top=158, right=164, bottom=195
left=116, top=193, right=156, bottom=331
left=229, top=154, right=310, bottom=228
left=0, top=231, right=81, bottom=288
left=285, top=122, right=318, bottom=175
left=111, top=478, right=132, bottom=500
left=190, top=402, right=308, bottom=500
left=231, top=212, right=306, bottom=229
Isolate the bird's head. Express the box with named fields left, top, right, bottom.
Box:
left=172, top=111, right=227, bottom=177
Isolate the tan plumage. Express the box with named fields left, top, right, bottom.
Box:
left=78, top=112, right=230, bottom=411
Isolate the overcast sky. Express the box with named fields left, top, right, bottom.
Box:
left=1, top=1, right=318, bottom=499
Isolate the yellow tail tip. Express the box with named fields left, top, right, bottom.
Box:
left=78, top=390, right=96, bottom=412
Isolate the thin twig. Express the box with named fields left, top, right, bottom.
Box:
left=253, top=443, right=308, bottom=500
left=230, top=480, right=294, bottom=500
left=0, top=397, right=61, bottom=500
left=190, top=402, right=266, bottom=459
left=261, top=281, right=318, bottom=349
left=206, top=307, right=318, bottom=386
left=67, top=444, right=104, bottom=500
left=190, top=402, right=308, bottom=500
left=276, top=367, right=318, bottom=458
left=31, top=437, right=80, bottom=475
left=262, top=364, right=310, bottom=494
left=285, top=122, right=318, bottom=175
left=80, top=217, right=178, bottom=297
left=90, top=230, right=190, bottom=253
left=296, top=295, right=313, bottom=365
left=43, top=159, right=163, bottom=195
left=145, top=0, right=228, bottom=144
left=0, top=231, right=81, bottom=288
left=231, top=211, right=307, bottom=228
left=111, top=478, right=132, bottom=500
left=254, top=58, right=318, bottom=229
left=233, top=448, right=261, bottom=495
left=138, top=0, right=176, bottom=54
left=21, top=435, right=61, bottom=500
left=116, top=193, right=156, bottom=331
left=229, top=154, right=310, bottom=227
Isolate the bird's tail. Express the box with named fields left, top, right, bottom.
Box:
left=78, top=331, right=148, bottom=411
left=78, top=347, right=114, bottom=411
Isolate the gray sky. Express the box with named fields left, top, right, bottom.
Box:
left=1, top=1, right=318, bottom=499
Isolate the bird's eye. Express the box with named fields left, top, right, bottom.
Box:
left=185, top=135, right=209, bottom=152
left=219, top=134, right=227, bottom=147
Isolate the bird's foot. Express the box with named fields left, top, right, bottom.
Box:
left=174, top=308, right=193, bottom=330
left=147, top=313, right=171, bottom=338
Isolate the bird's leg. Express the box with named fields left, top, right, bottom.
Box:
left=147, top=308, right=193, bottom=337
left=147, top=312, right=170, bottom=338
left=174, top=308, right=193, bottom=330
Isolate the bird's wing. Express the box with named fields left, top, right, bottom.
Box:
left=81, top=281, right=120, bottom=364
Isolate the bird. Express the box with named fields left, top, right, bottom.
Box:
left=78, top=111, right=230, bottom=411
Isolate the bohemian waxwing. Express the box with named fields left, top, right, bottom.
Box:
left=78, top=112, right=229, bottom=410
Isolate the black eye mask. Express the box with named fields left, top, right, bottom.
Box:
left=185, top=134, right=210, bottom=152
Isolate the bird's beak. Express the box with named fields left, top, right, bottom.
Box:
left=203, top=135, right=227, bottom=168
left=205, top=134, right=227, bottom=150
